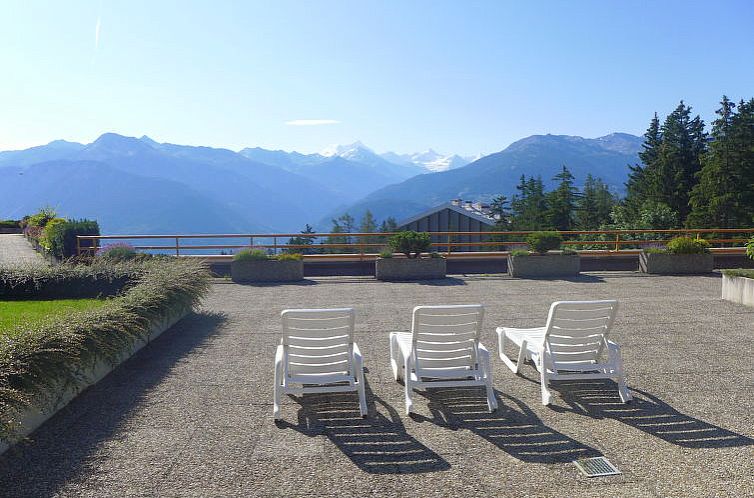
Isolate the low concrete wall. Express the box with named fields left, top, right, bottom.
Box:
left=0, top=228, right=22, bottom=234
left=230, top=260, right=304, bottom=283
left=722, top=274, right=754, bottom=307
left=0, top=305, right=192, bottom=456
left=508, top=253, right=580, bottom=278
left=639, top=252, right=714, bottom=274
left=375, top=257, right=446, bottom=281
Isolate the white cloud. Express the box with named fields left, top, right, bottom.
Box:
left=285, top=119, right=340, bottom=126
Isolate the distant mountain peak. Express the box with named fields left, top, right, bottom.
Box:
left=320, top=141, right=373, bottom=157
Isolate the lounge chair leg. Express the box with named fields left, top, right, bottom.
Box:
left=498, top=333, right=525, bottom=374
left=479, top=349, right=497, bottom=412
left=354, top=355, right=368, bottom=417
left=539, top=359, right=552, bottom=406
left=273, top=359, right=283, bottom=420
left=404, top=357, right=414, bottom=414
left=390, top=334, right=401, bottom=381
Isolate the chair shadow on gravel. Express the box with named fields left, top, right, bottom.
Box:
left=412, top=387, right=601, bottom=463
left=417, top=277, right=466, bottom=286
left=278, top=378, right=451, bottom=474
left=550, top=380, right=754, bottom=449
left=0, top=312, right=226, bottom=498
left=233, top=279, right=318, bottom=287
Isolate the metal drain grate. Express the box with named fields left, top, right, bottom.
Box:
left=573, top=457, right=621, bottom=477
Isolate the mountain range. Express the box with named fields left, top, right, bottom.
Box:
left=0, top=132, right=642, bottom=234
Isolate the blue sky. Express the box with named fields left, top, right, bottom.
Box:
left=1, top=1, right=753, bottom=156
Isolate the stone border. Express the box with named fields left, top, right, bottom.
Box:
left=0, top=304, right=192, bottom=456
left=722, top=274, right=754, bottom=307
left=230, top=260, right=304, bottom=283
left=507, top=253, right=580, bottom=278
left=639, top=252, right=714, bottom=274
left=375, top=257, right=446, bottom=281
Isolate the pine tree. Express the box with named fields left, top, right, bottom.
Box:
left=379, top=217, right=398, bottom=233
left=652, top=101, right=707, bottom=221
left=687, top=97, right=741, bottom=227
left=324, top=214, right=355, bottom=253
left=510, top=175, right=549, bottom=230
left=577, top=175, right=615, bottom=229
left=285, top=224, right=319, bottom=254
left=625, top=113, right=661, bottom=216
left=546, top=166, right=579, bottom=231
left=358, top=210, right=377, bottom=245
left=490, top=195, right=511, bottom=229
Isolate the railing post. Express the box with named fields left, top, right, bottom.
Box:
left=614, top=233, right=620, bottom=252
left=76, top=237, right=81, bottom=257
left=446, top=233, right=452, bottom=256
left=175, top=237, right=180, bottom=257
left=273, top=236, right=277, bottom=255
left=249, top=236, right=253, bottom=249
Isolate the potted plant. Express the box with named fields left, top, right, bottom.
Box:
left=639, top=236, right=713, bottom=274
left=375, top=231, right=446, bottom=281
left=721, top=236, right=754, bottom=307
left=230, top=249, right=304, bottom=283
left=507, top=231, right=580, bottom=278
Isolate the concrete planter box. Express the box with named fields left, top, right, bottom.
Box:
left=639, top=252, right=714, bottom=274
left=722, top=274, right=754, bottom=307
left=0, top=305, right=191, bottom=456
left=231, top=259, right=304, bottom=283
left=508, top=253, right=580, bottom=278
left=375, top=257, right=446, bottom=281
left=0, top=227, right=22, bottom=234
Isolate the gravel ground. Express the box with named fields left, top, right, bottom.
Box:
left=0, top=234, right=45, bottom=267
left=0, top=272, right=752, bottom=497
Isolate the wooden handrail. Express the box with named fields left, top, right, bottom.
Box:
left=76, top=228, right=754, bottom=257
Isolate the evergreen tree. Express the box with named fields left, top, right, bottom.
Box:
left=510, top=175, right=549, bottom=230
left=379, top=217, right=398, bottom=233
left=324, top=214, right=355, bottom=253
left=490, top=195, right=511, bottom=229
left=653, top=101, right=707, bottom=221
left=577, top=175, right=616, bottom=229
left=358, top=210, right=377, bottom=245
left=546, top=166, right=579, bottom=231
left=285, top=224, right=319, bottom=254
left=625, top=113, right=661, bottom=216
left=687, top=97, right=741, bottom=227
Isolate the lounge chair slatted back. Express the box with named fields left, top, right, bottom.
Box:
left=274, top=308, right=367, bottom=420
left=390, top=304, right=497, bottom=414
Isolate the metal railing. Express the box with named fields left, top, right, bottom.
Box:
left=76, top=228, right=754, bottom=259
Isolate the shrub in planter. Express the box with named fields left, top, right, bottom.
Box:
left=508, top=231, right=579, bottom=278
left=639, top=236, right=713, bottom=274
left=377, top=232, right=445, bottom=281
left=388, top=231, right=432, bottom=258
left=525, top=231, right=563, bottom=254
left=230, top=249, right=304, bottom=283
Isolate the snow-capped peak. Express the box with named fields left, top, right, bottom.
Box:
left=320, top=141, right=373, bottom=158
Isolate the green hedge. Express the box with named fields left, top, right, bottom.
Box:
left=44, top=219, right=100, bottom=259
left=0, top=258, right=211, bottom=439
left=0, top=220, right=20, bottom=229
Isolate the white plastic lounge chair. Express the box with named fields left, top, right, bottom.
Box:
left=390, top=305, right=498, bottom=415
left=496, top=300, right=631, bottom=406
left=274, top=308, right=367, bottom=420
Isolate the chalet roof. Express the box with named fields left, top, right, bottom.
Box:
left=397, top=201, right=496, bottom=228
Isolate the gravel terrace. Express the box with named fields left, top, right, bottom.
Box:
left=0, top=272, right=752, bottom=497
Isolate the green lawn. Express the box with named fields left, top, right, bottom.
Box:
left=0, top=299, right=108, bottom=337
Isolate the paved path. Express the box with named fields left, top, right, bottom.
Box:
left=0, top=234, right=45, bottom=267
left=0, top=273, right=752, bottom=497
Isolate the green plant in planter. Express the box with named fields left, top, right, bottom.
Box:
left=234, top=249, right=270, bottom=261
left=38, top=218, right=67, bottom=252
left=510, top=249, right=530, bottom=257
left=429, top=251, right=444, bottom=259
left=525, top=231, right=563, bottom=254
left=665, top=237, right=710, bottom=254
left=746, top=236, right=754, bottom=259
left=388, top=231, right=432, bottom=258
left=276, top=253, right=302, bottom=261
left=378, top=250, right=393, bottom=258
